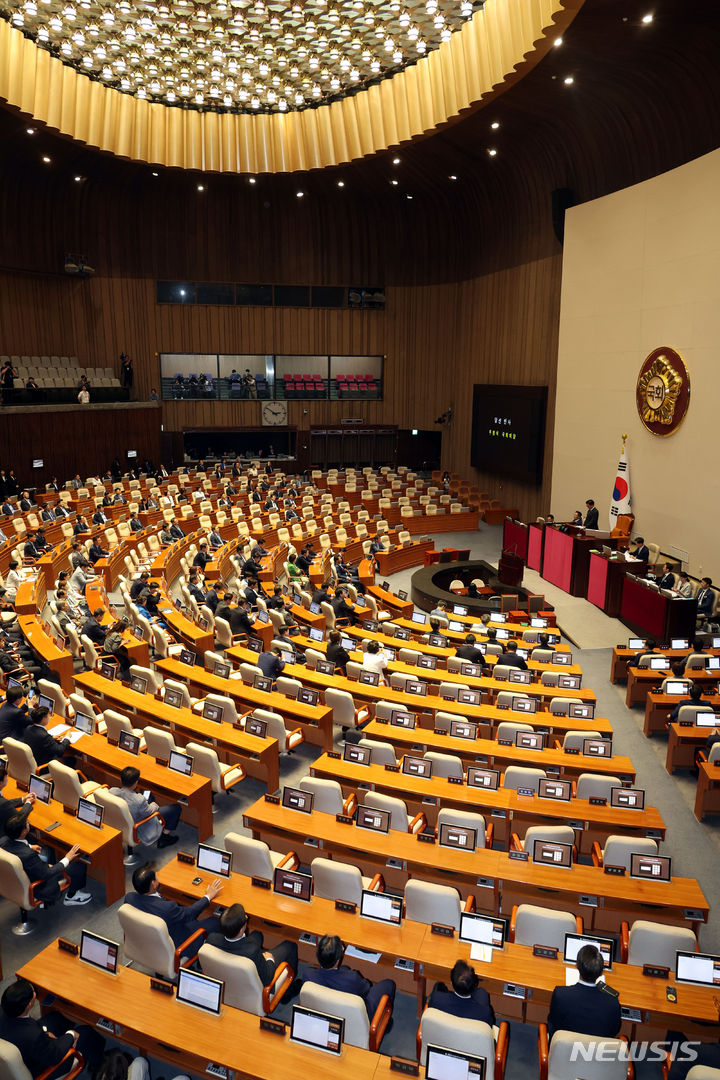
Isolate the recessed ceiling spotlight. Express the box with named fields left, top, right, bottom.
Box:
left=449, top=174, right=457, bottom=180
left=491, top=121, right=499, bottom=130
left=642, top=12, right=653, bottom=23
left=197, top=183, right=205, bottom=191
left=488, top=148, right=497, bottom=157
left=296, top=190, right=304, bottom=197
left=337, top=180, right=345, bottom=187
left=392, top=156, right=400, bottom=165
left=42, top=155, right=51, bottom=163
left=74, top=175, right=82, bottom=182
left=406, top=194, right=413, bottom=200
left=151, top=171, right=158, bottom=176
left=249, top=177, right=257, bottom=184
left=564, top=75, right=574, bottom=85
left=26, top=127, right=35, bottom=135
left=391, top=179, right=398, bottom=185
left=553, top=36, right=562, bottom=46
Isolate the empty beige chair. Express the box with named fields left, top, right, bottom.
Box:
left=548, top=697, right=584, bottom=716
left=424, top=751, right=463, bottom=779
left=299, top=776, right=356, bottom=816
left=404, top=879, right=471, bottom=930
left=185, top=742, right=245, bottom=800
left=503, top=765, right=546, bottom=793
left=143, top=726, right=177, bottom=761
left=510, top=904, right=581, bottom=949
left=199, top=943, right=294, bottom=1015
left=418, top=1009, right=509, bottom=1080
left=560, top=729, right=603, bottom=752
left=496, top=720, right=534, bottom=744
left=325, top=687, right=370, bottom=728
left=249, top=708, right=304, bottom=753
left=685, top=1069, right=720, bottom=1080
left=47, top=760, right=101, bottom=809
left=592, top=835, right=657, bottom=871
left=223, top=833, right=298, bottom=880
left=575, top=773, right=622, bottom=801
left=364, top=791, right=426, bottom=833
left=0, top=847, right=69, bottom=935
left=103, top=708, right=146, bottom=747
left=300, top=982, right=393, bottom=1052
left=311, top=857, right=383, bottom=905
left=80, top=634, right=102, bottom=672
left=515, top=824, right=576, bottom=858
left=160, top=677, right=196, bottom=708
left=622, top=919, right=696, bottom=968
left=357, top=738, right=397, bottom=766
left=436, top=807, right=492, bottom=849
left=37, top=679, right=70, bottom=719
left=238, top=661, right=263, bottom=685
left=539, top=671, right=560, bottom=687
left=192, top=692, right=241, bottom=725
left=539, top=1029, right=630, bottom=1080
left=2, top=738, right=40, bottom=787
left=129, top=664, right=163, bottom=693
left=118, top=903, right=203, bottom=978
left=276, top=676, right=303, bottom=698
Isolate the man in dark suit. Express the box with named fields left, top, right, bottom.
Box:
left=215, top=595, right=254, bottom=637
left=326, top=630, right=351, bottom=674
left=23, top=534, right=40, bottom=562
left=669, top=682, right=705, bottom=724
left=312, top=583, right=333, bottom=607
left=54, top=503, right=71, bottom=518
left=124, top=864, right=222, bottom=958
left=41, top=505, right=56, bottom=523
left=169, top=520, right=185, bottom=540
left=258, top=647, right=285, bottom=682
left=629, top=536, right=649, bottom=562
left=583, top=499, right=599, bottom=530
left=4, top=811, right=91, bottom=904
left=696, top=578, right=715, bottom=620
left=193, top=542, right=212, bottom=569
left=428, top=960, right=495, bottom=1025
left=0, top=685, right=34, bottom=740
left=546, top=945, right=621, bottom=1041
left=22, top=706, right=71, bottom=767
left=501, top=640, right=528, bottom=670
left=456, top=634, right=484, bottom=664
left=0, top=759, right=34, bottom=832
left=92, top=507, right=109, bottom=525
left=656, top=563, right=676, bottom=590
left=0, top=978, right=104, bottom=1079
left=19, top=491, right=33, bottom=513
left=205, top=903, right=297, bottom=984
left=299, top=934, right=396, bottom=1018
left=332, top=588, right=357, bottom=625
left=88, top=539, right=109, bottom=564
left=81, top=609, right=107, bottom=646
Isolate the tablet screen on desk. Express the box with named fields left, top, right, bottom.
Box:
left=665, top=681, right=689, bottom=695
left=169, top=750, right=194, bottom=776
left=197, top=843, right=231, bottom=876
left=344, top=744, right=371, bottom=765
left=552, top=652, right=570, bottom=665
left=298, top=688, right=320, bottom=706
left=628, top=638, right=646, bottom=650
left=308, top=627, right=324, bottom=642
left=509, top=670, right=532, bottom=685
left=460, top=663, right=483, bottom=678
left=176, top=969, right=223, bottom=1014
left=532, top=839, right=573, bottom=868
left=458, top=690, right=481, bottom=706
left=74, top=712, right=95, bottom=735
left=273, top=867, right=312, bottom=902
left=448, top=621, right=464, bottom=632
left=100, top=663, right=116, bottom=681
left=538, top=779, right=572, bottom=801
left=248, top=637, right=264, bottom=653
left=511, top=697, right=536, bottom=714
left=671, top=638, right=690, bottom=650
left=118, top=731, right=140, bottom=755
left=203, top=702, right=224, bottom=723
left=390, top=710, right=416, bottom=729
left=428, top=634, right=447, bottom=647
left=676, top=951, right=720, bottom=986
left=133, top=625, right=144, bottom=640
left=450, top=720, right=477, bottom=741
left=213, top=662, right=231, bottom=679
left=459, top=913, right=506, bottom=949
left=381, top=581, right=390, bottom=591
left=164, top=688, right=184, bottom=709
left=282, top=786, right=314, bottom=813
left=453, top=605, right=468, bottom=616
left=583, top=738, right=612, bottom=757
left=411, top=612, right=427, bottom=625
left=359, top=671, right=379, bottom=686
left=564, top=932, right=613, bottom=970
left=493, top=613, right=507, bottom=623
left=316, top=659, right=335, bottom=676
left=426, top=1045, right=486, bottom=1080
left=417, top=655, right=437, bottom=670
left=355, top=806, right=390, bottom=833
left=630, top=853, right=671, bottom=882
left=77, top=797, right=104, bottom=828
left=80, top=931, right=119, bottom=974
left=467, top=767, right=499, bottom=790
left=531, top=618, right=548, bottom=628
left=649, top=657, right=670, bottom=670
left=130, top=676, right=148, bottom=695
left=254, top=675, right=272, bottom=693
left=256, top=611, right=269, bottom=624
left=558, top=674, right=581, bottom=689
left=245, top=716, right=267, bottom=738
left=515, top=731, right=544, bottom=750
left=695, top=714, right=720, bottom=728
left=610, top=787, right=644, bottom=810
left=290, top=1006, right=344, bottom=1055
left=37, top=695, right=55, bottom=715
left=401, top=755, right=432, bottom=778
left=707, top=656, right=720, bottom=670
left=569, top=703, right=594, bottom=720
left=309, top=603, right=321, bottom=614
left=438, top=823, right=476, bottom=851
left=405, top=680, right=427, bottom=697
left=360, top=889, right=403, bottom=925
left=29, top=774, right=53, bottom=804
left=395, top=628, right=412, bottom=642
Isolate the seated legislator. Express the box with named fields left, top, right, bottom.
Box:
left=193, top=542, right=212, bottom=569
left=0, top=978, right=105, bottom=1079
left=656, top=563, right=676, bottom=590
left=428, top=959, right=496, bottom=1024
left=332, top=588, right=357, bottom=625
left=258, top=647, right=285, bottom=682
left=109, top=766, right=182, bottom=848
left=129, top=572, right=150, bottom=602
left=500, top=640, right=528, bottom=670
left=362, top=640, right=388, bottom=683
left=22, top=706, right=72, bottom=767
left=205, top=902, right=298, bottom=984
left=215, top=594, right=254, bottom=637
left=546, top=945, right=621, bottom=1041
left=696, top=578, right=715, bottom=621
left=312, top=582, right=333, bottom=607
left=81, top=609, right=107, bottom=647
left=299, top=934, right=396, bottom=1018
left=675, top=572, right=693, bottom=598
left=628, top=536, right=650, bottom=562
left=326, top=630, right=351, bottom=675
left=124, top=864, right=223, bottom=957
left=669, top=682, right=705, bottom=723
left=3, top=811, right=92, bottom=906
left=0, top=684, right=35, bottom=741
left=0, top=757, right=34, bottom=831
left=456, top=634, right=484, bottom=664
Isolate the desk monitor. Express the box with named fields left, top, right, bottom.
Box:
left=118, top=731, right=140, bottom=755
left=411, top=612, right=427, bottom=625
left=77, top=797, right=104, bottom=828
left=583, top=738, right=612, bottom=758
left=671, top=638, right=690, bottom=650
left=253, top=675, right=272, bottom=693
left=695, top=714, right=720, bottom=728
left=449, top=720, right=477, bottom=741
left=538, top=778, right=572, bottom=801
left=511, top=696, right=536, bottom=714
left=552, top=652, right=570, bottom=666
left=493, top=613, right=507, bottom=623
left=630, top=853, right=671, bottom=882
left=54, top=634, right=68, bottom=651
left=197, top=843, right=232, bottom=877
left=74, top=712, right=95, bottom=735
left=460, top=664, right=483, bottom=679
left=649, top=656, right=670, bottom=670
left=628, top=638, right=646, bottom=650
left=395, top=628, right=412, bottom=642
left=495, top=629, right=510, bottom=641
left=425, top=1045, right=486, bottom=1080
left=397, top=590, right=409, bottom=601
left=676, top=951, right=720, bottom=986
left=179, top=649, right=196, bottom=666
left=610, top=787, right=645, bottom=810
left=447, top=620, right=463, bottom=632
left=359, top=670, right=379, bottom=686
left=364, top=619, right=380, bottom=633
left=381, top=581, right=390, bottom=591
left=248, top=636, right=264, bottom=653
left=130, top=675, right=148, bottom=695
left=256, top=611, right=270, bottom=624
left=37, top=694, right=55, bottom=715
left=516, top=648, right=530, bottom=661
left=406, top=681, right=427, bottom=697
left=292, top=592, right=303, bottom=607
left=355, top=805, right=390, bottom=833
left=290, top=1005, right=344, bottom=1056
left=343, top=743, right=371, bottom=765
left=453, top=605, right=468, bottom=616
left=169, top=749, right=194, bottom=776
left=80, top=931, right=119, bottom=974
left=29, top=774, right=53, bottom=804
left=282, top=786, right=314, bottom=814
left=532, top=839, right=573, bottom=868
left=438, top=823, right=477, bottom=852
left=384, top=647, right=396, bottom=662
left=564, top=932, right=614, bottom=971
left=428, top=634, right=447, bottom=647
left=176, top=969, right=223, bottom=1015
left=459, top=913, right=507, bottom=949
left=708, top=656, right=720, bottom=670
left=100, top=663, right=116, bottom=681
left=531, top=618, right=548, bottom=628
left=458, top=690, right=481, bottom=706
left=341, top=636, right=354, bottom=650
left=202, top=702, right=224, bottom=723
left=316, top=659, right=335, bottom=676
left=402, top=755, right=432, bottom=778
left=308, top=627, right=324, bottom=642
left=665, top=680, right=689, bottom=695
left=273, top=866, right=313, bottom=902
left=713, top=636, right=720, bottom=648
left=298, top=687, right=320, bottom=707
left=164, top=687, right=184, bottom=709
left=360, top=889, right=403, bottom=926
left=132, top=625, right=144, bottom=640
left=509, top=670, right=532, bottom=685
left=417, top=655, right=437, bottom=670
left=467, top=767, right=500, bottom=790
left=515, top=730, right=544, bottom=750
left=309, top=602, right=321, bottom=615
left=569, top=703, right=595, bottom=720
left=245, top=716, right=267, bottom=738
left=558, top=674, right=581, bottom=690
left=213, top=661, right=231, bottom=678
left=390, top=710, right=416, bottom=729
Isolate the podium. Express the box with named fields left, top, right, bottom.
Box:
left=542, top=527, right=617, bottom=596
left=502, top=519, right=529, bottom=562
left=620, top=575, right=697, bottom=641
left=587, top=552, right=647, bottom=617
left=498, top=549, right=524, bottom=587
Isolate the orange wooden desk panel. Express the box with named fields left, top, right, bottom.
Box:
left=375, top=540, right=433, bottom=576
left=5, top=779, right=124, bottom=905
left=695, top=762, right=720, bottom=822
left=626, top=667, right=718, bottom=709
left=19, top=945, right=382, bottom=1080
left=610, top=647, right=720, bottom=684
left=666, top=723, right=714, bottom=773
left=243, top=798, right=700, bottom=932
left=644, top=693, right=720, bottom=738
left=18, top=615, right=75, bottom=693
left=85, top=580, right=150, bottom=666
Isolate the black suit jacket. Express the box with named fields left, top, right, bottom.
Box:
left=123, top=890, right=210, bottom=947
left=547, top=982, right=621, bottom=1041
left=658, top=573, right=675, bottom=589
left=0, top=702, right=31, bottom=741
left=205, top=929, right=274, bottom=985
left=327, top=642, right=351, bottom=672
left=0, top=791, right=25, bottom=831
left=0, top=1014, right=74, bottom=1078
left=501, top=653, right=528, bottom=670
left=697, top=588, right=715, bottom=617
left=456, top=644, right=484, bottom=664
left=3, top=838, right=69, bottom=901
left=81, top=619, right=106, bottom=645
left=584, top=507, right=599, bottom=530
left=23, top=723, right=69, bottom=767
left=427, top=985, right=495, bottom=1026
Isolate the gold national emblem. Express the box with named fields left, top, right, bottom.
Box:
left=636, top=347, right=690, bottom=437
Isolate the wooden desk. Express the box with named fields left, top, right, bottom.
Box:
left=154, top=658, right=335, bottom=751
left=626, top=667, right=718, bottom=709
left=244, top=798, right=698, bottom=933
left=375, top=540, right=433, bottom=576
left=621, top=576, right=697, bottom=643
left=5, top=779, right=124, bottom=905
left=73, top=671, right=280, bottom=793
left=587, top=553, right=647, bottom=617
left=645, top=693, right=720, bottom=737
left=666, top=723, right=713, bottom=773
left=695, top=762, right=720, bottom=822
left=308, top=754, right=664, bottom=853
left=18, top=614, right=75, bottom=693
left=85, top=580, right=150, bottom=666
left=19, top=944, right=382, bottom=1080
left=609, top=647, right=718, bottom=684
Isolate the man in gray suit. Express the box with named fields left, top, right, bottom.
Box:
left=109, top=766, right=181, bottom=848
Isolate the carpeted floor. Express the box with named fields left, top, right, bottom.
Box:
left=1, top=522, right=717, bottom=1079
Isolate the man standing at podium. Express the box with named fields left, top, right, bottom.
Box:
left=583, top=500, right=599, bottom=530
